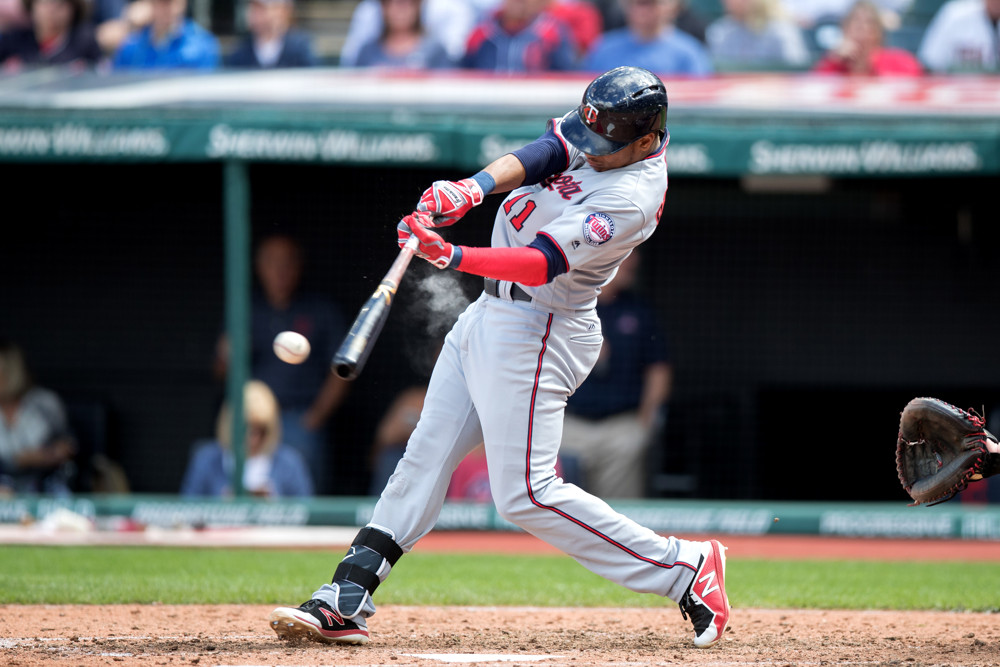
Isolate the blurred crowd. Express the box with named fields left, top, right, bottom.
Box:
left=0, top=0, right=998, bottom=76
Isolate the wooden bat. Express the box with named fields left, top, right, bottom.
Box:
left=332, top=234, right=420, bottom=380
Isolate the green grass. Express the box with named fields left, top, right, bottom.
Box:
left=1, top=546, right=998, bottom=611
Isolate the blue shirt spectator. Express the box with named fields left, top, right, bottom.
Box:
left=462, top=0, right=577, bottom=72
left=113, top=0, right=219, bottom=69
left=339, top=0, right=479, bottom=65
left=582, top=0, right=712, bottom=75
left=354, top=35, right=452, bottom=67
left=351, top=0, right=453, bottom=68
left=224, top=0, right=316, bottom=68
left=180, top=381, right=314, bottom=498
left=180, top=439, right=314, bottom=497
left=706, top=0, right=809, bottom=69
left=226, top=28, right=314, bottom=67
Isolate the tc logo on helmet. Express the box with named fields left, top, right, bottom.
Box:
left=582, top=212, right=615, bottom=246
left=582, top=103, right=600, bottom=125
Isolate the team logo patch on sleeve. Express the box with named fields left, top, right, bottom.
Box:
left=582, top=212, right=615, bottom=246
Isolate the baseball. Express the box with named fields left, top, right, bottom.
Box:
left=273, top=331, right=311, bottom=364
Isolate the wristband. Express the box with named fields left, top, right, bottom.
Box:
left=471, top=171, right=496, bottom=196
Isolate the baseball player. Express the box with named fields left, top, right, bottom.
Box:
left=269, top=66, right=730, bottom=649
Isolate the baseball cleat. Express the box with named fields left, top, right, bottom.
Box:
left=269, top=599, right=370, bottom=645
left=679, top=539, right=730, bottom=648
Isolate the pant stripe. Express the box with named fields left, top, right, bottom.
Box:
left=524, top=313, right=697, bottom=573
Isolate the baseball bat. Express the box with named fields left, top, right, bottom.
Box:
left=332, top=234, right=420, bottom=380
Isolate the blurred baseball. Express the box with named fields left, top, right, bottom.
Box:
left=273, top=331, right=310, bottom=364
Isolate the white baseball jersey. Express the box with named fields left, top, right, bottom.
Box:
left=315, top=117, right=708, bottom=623
left=492, top=120, right=668, bottom=314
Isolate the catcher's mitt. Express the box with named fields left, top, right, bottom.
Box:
left=896, top=397, right=1000, bottom=506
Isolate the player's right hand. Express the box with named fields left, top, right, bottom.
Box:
left=416, top=178, right=485, bottom=227
left=398, top=213, right=460, bottom=270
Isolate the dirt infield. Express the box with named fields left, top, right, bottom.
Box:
left=3, top=533, right=999, bottom=666
left=3, top=604, right=998, bottom=666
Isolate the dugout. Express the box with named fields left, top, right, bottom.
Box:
left=1, top=70, right=998, bottom=502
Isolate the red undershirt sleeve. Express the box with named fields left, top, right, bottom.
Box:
left=454, top=246, right=550, bottom=286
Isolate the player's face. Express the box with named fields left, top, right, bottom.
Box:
left=583, top=134, right=658, bottom=171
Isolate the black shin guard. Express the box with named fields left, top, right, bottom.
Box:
left=333, top=527, right=404, bottom=596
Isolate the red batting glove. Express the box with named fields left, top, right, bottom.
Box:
left=416, top=178, right=485, bottom=227
left=398, top=214, right=462, bottom=270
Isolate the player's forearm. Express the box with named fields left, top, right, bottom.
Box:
left=480, top=153, right=527, bottom=194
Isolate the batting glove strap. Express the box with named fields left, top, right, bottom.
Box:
left=416, top=178, right=485, bottom=227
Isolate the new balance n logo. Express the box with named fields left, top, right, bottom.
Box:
left=318, top=607, right=345, bottom=627
left=697, top=570, right=719, bottom=597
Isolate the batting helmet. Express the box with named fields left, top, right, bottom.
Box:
left=560, top=67, right=668, bottom=156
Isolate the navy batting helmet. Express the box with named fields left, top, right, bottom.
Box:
left=560, top=67, right=668, bottom=156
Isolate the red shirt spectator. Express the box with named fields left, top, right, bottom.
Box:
left=811, top=0, right=922, bottom=76
left=814, top=46, right=922, bottom=75
left=547, top=0, right=603, bottom=55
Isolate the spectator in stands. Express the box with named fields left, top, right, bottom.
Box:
left=89, top=0, right=125, bottom=25
left=781, top=0, right=910, bottom=30
left=95, top=0, right=150, bottom=56
left=675, top=0, right=710, bottom=41
left=351, top=0, right=452, bottom=68
left=213, top=233, right=349, bottom=494
left=813, top=0, right=921, bottom=75
left=706, top=0, right=810, bottom=69
left=918, top=0, right=1000, bottom=73
left=461, top=0, right=577, bottom=71
left=180, top=380, right=313, bottom=498
left=0, top=0, right=102, bottom=71
left=0, top=339, right=76, bottom=496
left=589, top=0, right=710, bottom=41
left=367, top=384, right=426, bottom=495
left=582, top=0, right=713, bottom=74
left=546, top=0, right=604, bottom=56
left=0, top=0, right=26, bottom=31
left=339, top=0, right=481, bottom=66
left=111, top=0, right=219, bottom=69
left=225, top=0, right=315, bottom=68
left=445, top=444, right=493, bottom=501
left=559, top=251, right=672, bottom=499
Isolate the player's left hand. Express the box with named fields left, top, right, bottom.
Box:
left=398, top=213, right=462, bottom=270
